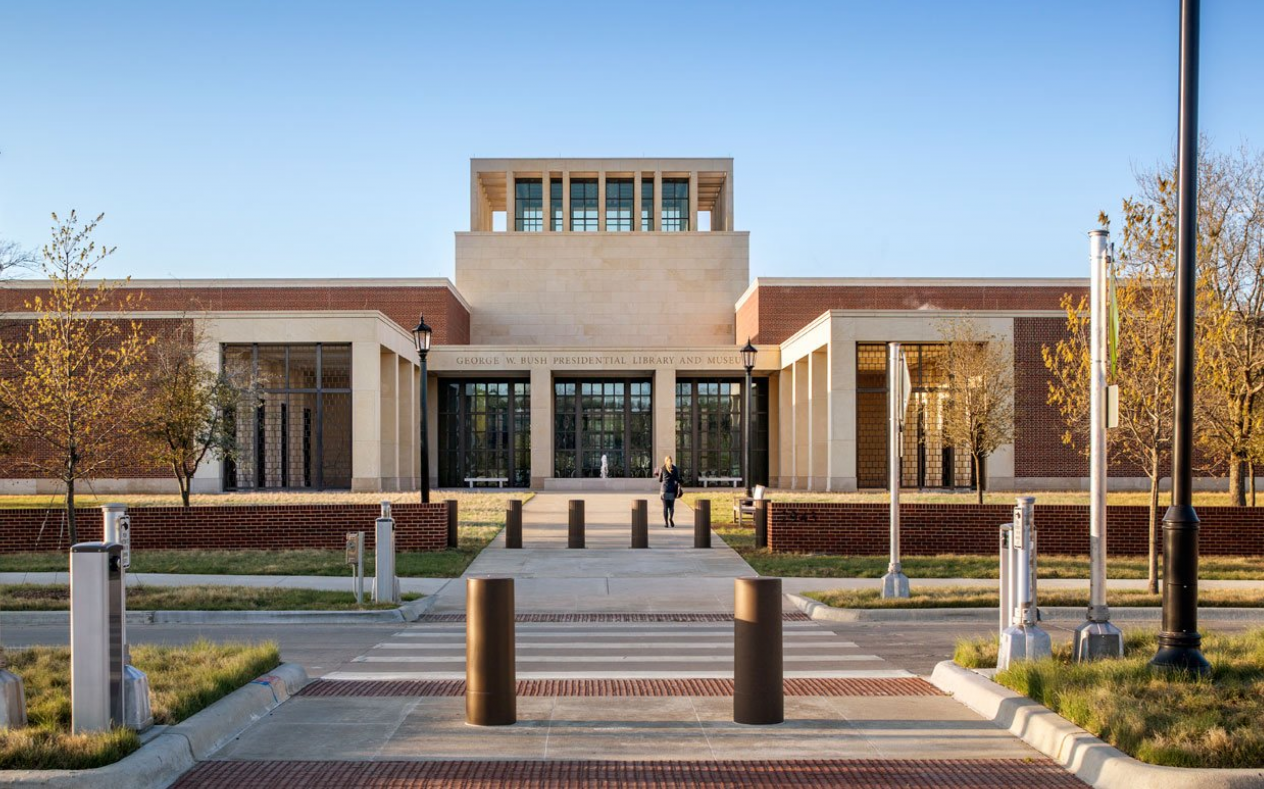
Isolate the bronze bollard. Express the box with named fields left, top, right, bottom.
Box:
left=631, top=499, right=648, bottom=549
left=568, top=500, right=585, bottom=549
left=466, top=576, right=516, bottom=725
left=733, top=576, right=784, bottom=725
left=445, top=499, right=459, bottom=549
left=505, top=499, right=522, bottom=549
left=694, top=499, right=711, bottom=549
left=754, top=499, right=769, bottom=549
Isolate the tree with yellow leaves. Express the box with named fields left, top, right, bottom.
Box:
left=0, top=212, right=153, bottom=543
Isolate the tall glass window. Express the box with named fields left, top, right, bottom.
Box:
left=550, top=180, right=563, bottom=231
left=661, top=178, right=690, bottom=231
left=438, top=380, right=530, bottom=487
left=855, top=343, right=974, bottom=490
left=221, top=343, right=353, bottom=490
left=554, top=379, right=652, bottom=477
left=641, top=177, right=654, bottom=230
left=570, top=179, right=598, bottom=231
left=605, top=178, right=633, bottom=231
left=514, top=178, right=543, bottom=231
left=674, top=378, right=768, bottom=485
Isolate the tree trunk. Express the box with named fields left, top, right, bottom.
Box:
left=66, top=477, right=77, bottom=545
left=1147, top=452, right=1160, bottom=595
left=175, top=463, right=192, bottom=508
left=1251, top=460, right=1257, bottom=507
left=974, top=453, right=984, bottom=505
left=1230, top=456, right=1247, bottom=506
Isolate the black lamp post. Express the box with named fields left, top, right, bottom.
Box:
left=741, top=338, right=757, bottom=498
left=1151, top=0, right=1209, bottom=674
left=412, top=315, right=433, bottom=504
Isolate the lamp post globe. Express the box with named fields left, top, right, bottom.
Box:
left=412, top=315, right=433, bottom=504
left=741, top=338, right=757, bottom=498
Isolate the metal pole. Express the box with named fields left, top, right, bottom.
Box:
left=1152, top=0, right=1209, bottom=675
left=1075, top=232, right=1124, bottom=660
left=466, top=576, right=516, bottom=725
left=744, top=365, right=753, bottom=498
left=419, top=351, right=430, bottom=504
left=733, top=576, right=783, bottom=725
left=882, top=343, right=910, bottom=598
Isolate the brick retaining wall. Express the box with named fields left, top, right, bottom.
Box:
left=0, top=503, right=449, bottom=553
left=767, top=502, right=1264, bottom=557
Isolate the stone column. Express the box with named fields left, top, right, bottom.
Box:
left=379, top=352, right=398, bottom=490
left=562, top=171, right=571, bottom=232
left=810, top=349, right=829, bottom=491
left=542, top=172, right=551, bottom=233
left=653, top=367, right=677, bottom=474
left=505, top=171, right=515, bottom=233
left=777, top=367, right=793, bottom=488
left=652, top=171, right=662, bottom=232
left=397, top=356, right=414, bottom=491
left=597, top=171, right=606, bottom=232
left=351, top=341, right=382, bottom=491
left=688, top=171, right=698, bottom=231
left=724, top=170, right=735, bottom=230
left=633, top=174, right=642, bottom=232
left=829, top=325, right=858, bottom=491
left=529, top=366, right=552, bottom=487
left=793, top=357, right=809, bottom=490
left=470, top=170, right=483, bottom=231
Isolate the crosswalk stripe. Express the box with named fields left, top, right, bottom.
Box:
left=351, top=652, right=884, bottom=657
left=370, top=641, right=859, bottom=650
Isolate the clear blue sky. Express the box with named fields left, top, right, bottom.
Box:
left=1, top=1, right=1261, bottom=282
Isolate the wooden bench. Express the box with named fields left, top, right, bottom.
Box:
left=465, top=477, right=508, bottom=488
left=733, top=485, right=769, bottom=525
left=699, top=476, right=743, bottom=488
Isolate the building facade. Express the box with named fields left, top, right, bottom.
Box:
left=0, top=157, right=1109, bottom=494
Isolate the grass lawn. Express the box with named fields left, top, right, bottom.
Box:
left=804, top=585, right=1264, bottom=609
left=0, top=491, right=528, bottom=578
left=0, top=584, right=421, bottom=611
left=953, top=629, right=1264, bottom=768
left=714, top=526, right=1264, bottom=580
left=0, top=640, right=279, bottom=770
left=688, top=489, right=1256, bottom=527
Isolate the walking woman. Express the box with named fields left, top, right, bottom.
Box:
left=657, top=455, right=683, bottom=528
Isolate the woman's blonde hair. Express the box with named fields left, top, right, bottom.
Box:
left=663, top=455, right=674, bottom=472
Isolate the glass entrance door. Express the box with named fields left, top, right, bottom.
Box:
left=554, top=379, right=652, bottom=477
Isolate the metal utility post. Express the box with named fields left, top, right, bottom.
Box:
left=1075, top=232, right=1125, bottom=661
left=101, top=504, right=152, bottom=731
left=1151, top=0, right=1209, bottom=675
left=998, top=497, right=1051, bottom=670
left=0, top=614, right=26, bottom=728
left=881, top=342, right=910, bottom=598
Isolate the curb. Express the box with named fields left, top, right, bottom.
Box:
left=1, top=598, right=438, bottom=627
left=784, top=593, right=1264, bottom=623
left=929, top=660, right=1264, bottom=789
left=0, top=662, right=308, bottom=789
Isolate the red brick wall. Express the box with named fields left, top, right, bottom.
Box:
left=0, top=503, right=449, bottom=553
left=767, top=502, right=1264, bottom=556
left=1013, top=316, right=1088, bottom=478
left=740, top=284, right=1086, bottom=345
left=0, top=284, right=471, bottom=344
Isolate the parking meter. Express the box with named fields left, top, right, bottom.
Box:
left=99, top=504, right=154, bottom=731
left=71, top=542, right=125, bottom=733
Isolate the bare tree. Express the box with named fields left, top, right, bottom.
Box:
left=940, top=318, right=1015, bottom=504
left=0, top=238, right=37, bottom=278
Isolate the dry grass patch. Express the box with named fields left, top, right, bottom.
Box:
left=955, top=629, right=1264, bottom=768
left=0, top=640, right=278, bottom=770
left=0, top=584, right=419, bottom=611
left=806, top=586, right=1264, bottom=609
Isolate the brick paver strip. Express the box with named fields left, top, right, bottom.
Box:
left=416, top=612, right=812, bottom=623
left=299, top=677, right=940, bottom=698
left=174, top=759, right=1086, bottom=788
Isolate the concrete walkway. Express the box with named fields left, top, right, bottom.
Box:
left=424, top=492, right=758, bottom=614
